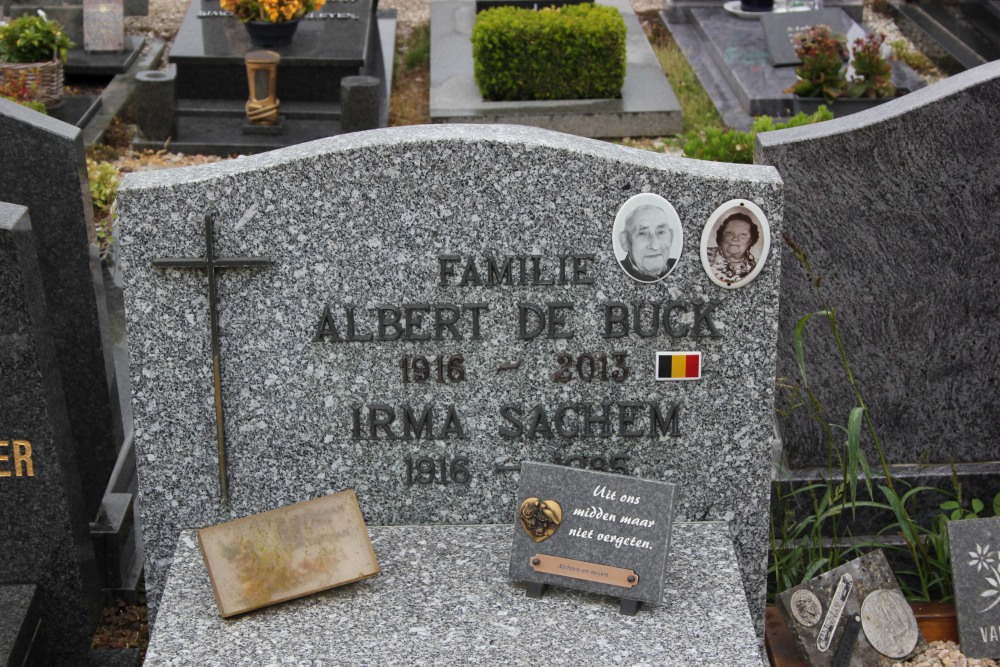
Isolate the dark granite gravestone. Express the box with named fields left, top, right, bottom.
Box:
left=947, top=517, right=1000, bottom=659
left=0, top=98, right=121, bottom=523
left=755, top=62, right=1000, bottom=503
left=130, top=0, right=395, bottom=156
left=776, top=550, right=926, bottom=666
left=117, top=123, right=784, bottom=639
left=0, top=585, right=42, bottom=667
left=509, top=461, right=676, bottom=614
left=895, top=0, right=1000, bottom=72
left=0, top=202, right=103, bottom=666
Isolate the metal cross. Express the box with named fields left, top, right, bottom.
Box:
left=151, top=213, right=272, bottom=507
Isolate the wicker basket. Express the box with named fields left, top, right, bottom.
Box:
left=0, top=58, right=64, bottom=107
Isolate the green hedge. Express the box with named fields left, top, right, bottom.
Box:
left=471, top=3, right=626, bottom=101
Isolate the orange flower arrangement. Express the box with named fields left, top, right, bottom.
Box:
left=220, top=0, right=325, bottom=23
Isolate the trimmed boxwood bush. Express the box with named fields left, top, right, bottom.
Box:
left=471, top=3, right=626, bottom=101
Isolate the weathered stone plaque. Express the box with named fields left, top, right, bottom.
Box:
left=83, top=0, right=125, bottom=52
left=509, top=461, right=676, bottom=610
left=198, top=489, right=379, bottom=617
left=776, top=550, right=926, bottom=666
left=117, top=124, right=783, bottom=632
left=948, top=517, right=1000, bottom=658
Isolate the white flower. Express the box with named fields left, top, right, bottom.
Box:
left=36, top=8, right=47, bottom=18
left=969, top=543, right=996, bottom=572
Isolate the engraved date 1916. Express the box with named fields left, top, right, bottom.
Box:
left=400, top=354, right=465, bottom=383
left=404, top=455, right=471, bottom=485
left=552, top=352, right=628, bottom=383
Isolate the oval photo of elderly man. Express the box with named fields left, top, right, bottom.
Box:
left=700, top=200, right=771, bottom=289
left=612, top=193, right=683, bottom=284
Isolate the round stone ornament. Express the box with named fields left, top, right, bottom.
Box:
left=861, top=589, right=919, bottom=658
left=790, top=589, right=822, bottom=627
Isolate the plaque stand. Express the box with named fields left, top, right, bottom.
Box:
left=523, top=582, right=644, bottom=616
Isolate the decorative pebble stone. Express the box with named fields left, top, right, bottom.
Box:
left=893, top=641, right=999, bottom=667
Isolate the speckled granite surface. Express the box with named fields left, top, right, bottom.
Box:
left=116, top=124, right=783, bottom=634
left=145, top=522, right=763, bottom=666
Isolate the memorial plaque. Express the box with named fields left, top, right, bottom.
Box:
left=759, top=9, right=856, bottom=66
left=198, top=489, right=379, bottom=617
left=509, top=461, right=676, bottom=610
left=83, top=0, right=125, bottom=52
left=947, top=517, right=1000, bottom=658
left=776, top=550, right=925, bottom=666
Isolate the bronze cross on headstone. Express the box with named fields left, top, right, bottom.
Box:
left=151, top=212, right=272, bottom=507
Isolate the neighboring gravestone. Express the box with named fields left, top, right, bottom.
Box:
left=948, top=518, right=1000, bottom=659
left=0, top=98, right=122, bottom=521
left=116, top=124, right=783, bottom=633
left=0, top=203, right=103, bottom=666
left=756, top=61, right=1000, bottom=473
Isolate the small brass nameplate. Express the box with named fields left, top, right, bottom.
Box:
left=198, top=489, right=379, bottom=618
left=530, top=554, right=639, bottom=589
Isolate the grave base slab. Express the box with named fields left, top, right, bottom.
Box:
left=667, top=7, right=926, bottom=129
left=145, top=522, right=763, bottom=666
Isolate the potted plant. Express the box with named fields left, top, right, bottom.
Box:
left=220, top=0, right=327, bottom=47
left=0, top=10, right=73, bottom=109
left=785, top=25, right=900, bottom=117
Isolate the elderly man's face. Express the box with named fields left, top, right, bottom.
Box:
left=623, top=208, right=672, bottom=276
left=720, top=219, right=753, bottom=262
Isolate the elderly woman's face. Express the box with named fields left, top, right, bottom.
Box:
left=720, top=220, right=752, bottom=261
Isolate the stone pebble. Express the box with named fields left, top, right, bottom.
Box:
left=893, top=641, right=999, bottom=667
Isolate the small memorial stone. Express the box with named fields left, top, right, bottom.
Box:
left=776, top=550, right=927, bottom=666
left=947, top=517, right=1000, bottom=659
left=509, top=461, right=676, bottom=612
left=198, top=489, right=379, bottom=617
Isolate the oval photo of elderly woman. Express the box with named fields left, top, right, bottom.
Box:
left=700, top=199, right=771, bottom=289
left=612, top=193, right=683, bottom=284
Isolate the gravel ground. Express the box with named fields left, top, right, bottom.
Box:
left=896, top=641, right=999, bottom=667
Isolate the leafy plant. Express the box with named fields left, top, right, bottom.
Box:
left=847, top=32, right=895, bottom=98
left=0, top=70, right=45, bottom=112
left=220, top=0, right=325, bottom=23
left=771, top=236, right=1000, bottom=603
left=891, top=38, right=934, bottom=74
left=471, top=4, right=626, bottom=101
left=785, top=24, right=848, bottom=102
left=683, top=106, right=833, bottom=163
left=0, top=11, right=73, bottom=63
left=87, top=159, right=120, bottom=263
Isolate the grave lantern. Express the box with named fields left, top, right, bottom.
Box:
left=83, top=0, right=125, bottom=52
left=245, top=50, right=281, bottom=125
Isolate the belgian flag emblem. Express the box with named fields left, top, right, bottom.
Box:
left=656, top=352, right=702, bottom=381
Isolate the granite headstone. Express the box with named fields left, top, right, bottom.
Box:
left=116, top=124, right=783, bottom=633
left=509, top=461, right=676, bottom=612
left=0, top=98, right=122, bottom=520
left=756, top=61, right=1000, bottom=471
left=947, top=517, right=1000, bottom=658
left=0, top=203, right=103, bottom=666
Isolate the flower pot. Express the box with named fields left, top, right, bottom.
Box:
left=740, top=0, right=774, bottom=12
left=793, top=95, right=896, bottom=118
left=911, top=601, right=959, bottom=643
left=0, top=58, right=64, bottom=108
left=243, top=19, right=301, bottom=47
